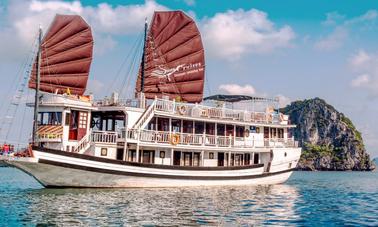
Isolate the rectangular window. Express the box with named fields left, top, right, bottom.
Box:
left=183, top=120, right=193, bottom=133
left=65, top=113, right=70, bottom=126
left=236, top=126, right=244, bottom=137
left=194, top=121, right=204, bottom=134
left=79, top=112, right=88, bottom=129
left=38, top=112, right=62, bottom=125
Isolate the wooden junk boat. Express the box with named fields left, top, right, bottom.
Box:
left=5, top=11, right=301, bottom=188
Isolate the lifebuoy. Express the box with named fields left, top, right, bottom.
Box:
left=170, top=134, right=180, bottom=145
left=244, top=129, right=250, bottom=138
left=178, top=105, right=187, bottom=115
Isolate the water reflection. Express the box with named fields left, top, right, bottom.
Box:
left=2, top=169, right=377, bottom=226
left=22, top=185, right=300, bottom=226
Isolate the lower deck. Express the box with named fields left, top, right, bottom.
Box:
left=125, top=148, right=264, bottom=168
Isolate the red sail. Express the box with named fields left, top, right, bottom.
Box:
left=29, top=14, right=94, bottom=95
left=136, top=11, right=205, bottom=103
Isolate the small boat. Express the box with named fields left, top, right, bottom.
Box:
left=5, top=11, right=301, bottom=188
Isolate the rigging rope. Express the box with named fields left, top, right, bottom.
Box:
left=0, top=34, right=38, bottom=144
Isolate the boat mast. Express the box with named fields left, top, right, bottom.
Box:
left=140, top=18, right=148, bottom=93
left=32, top=26, right=42, bottom=145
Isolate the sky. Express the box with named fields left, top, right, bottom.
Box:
left=0, top=0, right=377, bottom=158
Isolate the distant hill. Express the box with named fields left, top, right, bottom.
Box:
left=281, top=98, right=376, bottom=171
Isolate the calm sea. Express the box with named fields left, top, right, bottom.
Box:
left=0, top=167, right=377, bottom=226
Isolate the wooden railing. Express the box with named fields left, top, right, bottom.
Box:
left=126, top=129, right=298, bottom=149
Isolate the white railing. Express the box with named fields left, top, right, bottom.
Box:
left=126, top=129, right=298, bottom=149
left=155, top=99, right=174, bottom=113
left=154, top=98, right=286, bottom=125
left=91, top=130, right=117, bottom=144
left=133, top=100, right=156, bottom=129
left=73, top=131, right=91, bottom=153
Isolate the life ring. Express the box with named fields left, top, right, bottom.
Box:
left=178, top=105, right=187, bottom=115
left=170, top=134, right=180, bottom=145
left=244, top=129, right=250, bottom=138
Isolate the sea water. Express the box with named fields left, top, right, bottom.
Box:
left=0, top=167, right=377, bottom=226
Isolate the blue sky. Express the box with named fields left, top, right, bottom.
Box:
left=0, top=0, right=377, bottom=157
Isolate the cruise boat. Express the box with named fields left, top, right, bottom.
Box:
left=5, top=11, right=301, bottom=188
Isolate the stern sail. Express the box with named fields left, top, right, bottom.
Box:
left=28, top=14, right=94, bottom=95
left=136, top=11, right=205, bottom=103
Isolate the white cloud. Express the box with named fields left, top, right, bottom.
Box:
left=83, top=1, right=167, bottom=34
left=345, top=10, right=378, bottom=25
left=314, top=27, right=348, bottom=51
left=184, top=0, right=196, bottom=6
left=0, top=0, right=167, bottom=60
left=276, top=94, right=291, bottom=107
left=202, top=9, right=295, bottom=60
left=322, top=11, right=345, bottom=26
left=219, top=84, right=256, bottom=95
left=348, top=50, right=378, bottom=97
left=349, top=50, right=371, bottom=68
left=351, top=74, right=370, bottom=87
left=316, top=10, right=378, bottom=52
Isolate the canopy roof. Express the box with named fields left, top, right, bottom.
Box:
left=203, top=94, right=279, bottom=103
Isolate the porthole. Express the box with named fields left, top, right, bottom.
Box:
left=284, top=152, right=287, bottom=157
left=209, top=152, right=214, bottom=159
left=160, top=151, right=165, bottom=159
left=101, top=148, right=108, bottom=156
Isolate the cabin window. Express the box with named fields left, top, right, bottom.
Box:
left=206, top=123, right=215, bottom=135
left=278, top=128, right=284, bottom=138
left=217, top=124, right=225, bottom=136
left=236, top=126, right=244, bottom=137
left=226, top=125, right=234, bottom=137
left=79, top=112, right=88, bottom=129
left=172, top=119, right=181, bottom=133
left=253, top=153, right=259, bottom=164
left=183, top=120, right=193, bottom=133
left=38, top=112, right=62, bottom=125
left=195, top=121, right=204, bottom=134
left=157, top=118, right=169, bottom=131
left=209, top=152, right=214, bottom=159
left=101, top=148, right=107, bottom=156
left=147, top=117, right=157, bottom=130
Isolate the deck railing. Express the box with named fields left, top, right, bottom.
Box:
left=126, top=129, right=298, bottom=149
left=91, top=130, right=117, bottom=144
left=154, top=98, right=288, bottom=125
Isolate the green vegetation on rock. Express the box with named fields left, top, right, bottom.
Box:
left=281, top=98, right=375, bottom=171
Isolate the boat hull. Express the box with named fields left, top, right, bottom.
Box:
left=5, top=148, right=298, bottom=188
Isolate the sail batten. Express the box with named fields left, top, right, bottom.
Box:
left=29, top=14, right=93, bottom=95
left=136, top=11, right=205, bottom=103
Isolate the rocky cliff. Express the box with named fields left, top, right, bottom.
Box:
left=281, top=98, right=376, bottom=171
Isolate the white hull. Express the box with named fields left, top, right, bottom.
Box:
left=5, top=148, right=298, bottom=188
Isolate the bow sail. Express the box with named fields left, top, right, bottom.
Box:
left=29, top=14, right=94, bottom=95
left=136, top=11, right=205, bottom=103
